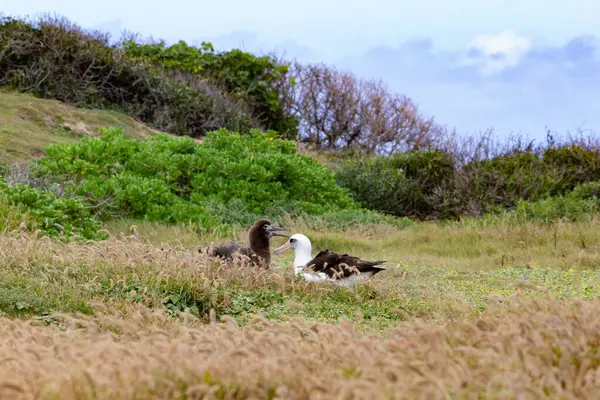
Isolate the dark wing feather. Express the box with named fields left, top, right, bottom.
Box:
left=306, top=249, right=386, bottom=279
left=201, top=241, right=262, bottom=265
left=211, top=241, right=244, bottom=258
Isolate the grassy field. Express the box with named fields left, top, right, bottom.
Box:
left=98, top=217, right=600, bottom=321
left=0, top=217, right=599, bottom=398
left=0, top=91, right=160, bottom=163
left=2, top=90, right=600, bottom=398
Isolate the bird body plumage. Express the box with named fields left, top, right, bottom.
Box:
left=306, top=249, right=386, bottom=280
left=273, top=233, right=386, bottom=286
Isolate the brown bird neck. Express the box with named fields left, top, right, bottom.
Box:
left=249, top=233, right=271, bottom=265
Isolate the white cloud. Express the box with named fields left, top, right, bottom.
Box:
left=459, top=31, right=534, bottom=75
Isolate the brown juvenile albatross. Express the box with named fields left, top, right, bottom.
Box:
left=203, top=219, right=290, bottom=268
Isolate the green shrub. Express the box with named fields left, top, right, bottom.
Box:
left=0, top=285, right=56, bottom=317
left=506, top=196, right=598, bottom=224
left=464, top=151, right=547, bottom=209
left=335, top=156, right=411, bottom=215
left=389, top=150, right=459, bottom=218
left=122, top=40, right=299, bottom=139
left=390, top=150, right=455, bottom=190
left=476, top=180, right=600, bottom=225
left=335, top=142, right=600, bottom=221
left=571, top=181, right=600, bottom=200
left=31, top=126, right=372, bottom=231
left=542, top=145, right=600, bottom=192
left=0, top=179, right=106, bottom=240
left=335, top=150, right=459, bottom=219
left=0, top=15, right=256, bottom=137
left=464, top=145, right=600, bottom=210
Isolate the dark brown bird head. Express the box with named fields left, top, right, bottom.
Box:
left=248, top=219, right=290, bottom=265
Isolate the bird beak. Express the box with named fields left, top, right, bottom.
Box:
left=265, top=225, right=290, bottom=238
left=273, top=240, right=291, bottom=256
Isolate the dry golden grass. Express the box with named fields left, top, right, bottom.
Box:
left=0, top=231, right=295, bottom=312
left=1, top=218, right=600, bottom=398
left=0, top=296, right=598, bottom=399
left=0, top=230, right=292, bottom=290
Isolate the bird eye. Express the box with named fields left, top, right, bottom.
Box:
left=290, top=238, right=296, bottom=243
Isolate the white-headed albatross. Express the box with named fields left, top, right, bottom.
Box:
left=273, top=233, right=386, bottom=286
left=202, top=219, right=290, bottom=268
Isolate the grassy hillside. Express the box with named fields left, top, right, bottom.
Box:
left=0, top=91, right=160, bottom=163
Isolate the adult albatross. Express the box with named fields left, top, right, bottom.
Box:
left=273, top=233, right=386, bottom=286
left=203, top=219, right=290, bottom=268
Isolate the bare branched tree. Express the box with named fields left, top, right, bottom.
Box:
left=358, top=80, right=441, bottom=154
left=283, top=60, right=444, bottom=154
left=289, top=62, right=361, bottom=149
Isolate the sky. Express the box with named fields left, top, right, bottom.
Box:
left=2, top=0, right=600, bottom=142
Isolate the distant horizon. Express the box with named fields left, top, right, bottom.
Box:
left=2, top=1, right=599, bottom=142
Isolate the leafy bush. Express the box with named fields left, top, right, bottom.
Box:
left=335, top=150, right=459, bottom=219
left=464, top=145, right=600, bottom=210
left=571, top=181, right=600, bottom=200
left=335, top=156, right=411, bottom=215
left=0, top=15, right=256, bottom=137
left=464, top=152, right=547, bottom=209
left=464, top=179, right=600, bottom=226
left=0, top=285, right=56, bottom=317
left=542, top=145, right=600, bottom=191
left=31, top=126, right=375, bottom=231
left=122, top=40, right=299, bottom=138
left=335, top=141, right=600, bottom=221
left=389, top=150, right=459, bottom=218
left=0, top=179, right=106, bottom=240
left=507, top=196, right=598, bottom=224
